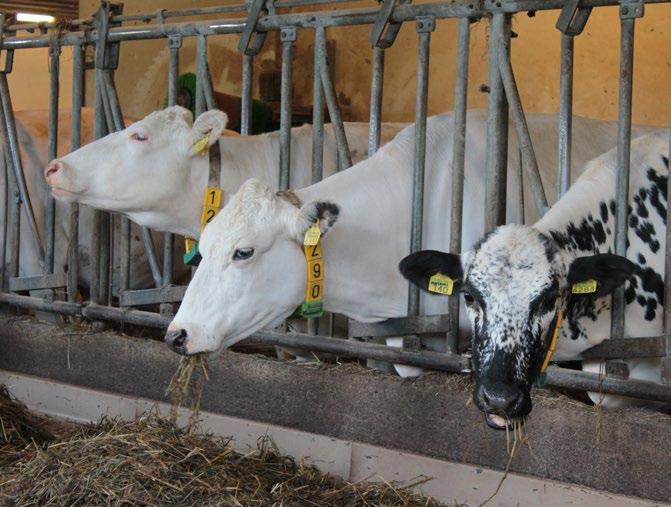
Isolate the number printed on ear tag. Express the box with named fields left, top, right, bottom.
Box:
left=303, top=221, right=322, bottom=246
left=428, top=273, right=454, bottom=295
left=192, top=134, right=210, bottom=155
left=572, top=279, right=598, bottom=294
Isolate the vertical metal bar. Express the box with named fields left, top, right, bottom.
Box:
left=484, top=13, right=510, bottom=232
left=407, top=17, right=434, bottom=316
left=241, top=54, right=253, bottom=135
left=664, top=129, right=671, bottom=384
left=90, top=68, right=106, bottom=304
left=368, top=46, right=385, bottom=158
left=195, top=35, right=207, bottom=117
left=312, top=27, right=325, bottom=184
left=1, top=152, right=7, bottom=290
left=67, top=43, right=83, bottom=303
left=45, top=44, right=60, bottom=275
left=446, top=17, right=470, bottom=354
left=558, top=34, right=574, bottom=198
left=279, top=27, right=296, bottom=191
left=611, top=12, right=637, bottom=342
left=6, top=152, right=18, bottom=281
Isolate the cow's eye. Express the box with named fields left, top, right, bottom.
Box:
left=233, top=248, right=254, bottom=261
left=463, top=292, right=475, bottom=305
left=130, top=132, right=148, bottom=142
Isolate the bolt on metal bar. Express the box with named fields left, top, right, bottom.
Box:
left=279, top=27, right=296, bottom=191
left=558, top=34, right=574, bottom=198
left=610, top=7, right=639, bottom=342
left=446, top=17, right=470, bottom=354
left=368, top=46, right=385, bottom=157
left=0, top=74, right=44, bottom=266
left=240, top=54, right=253, bottom=135
left=484, top=13, right=510, bottom=232
left=498, top=41, right=549, bottom=217
left=407, top=16, right=434, bottom=316
left=45, top=43, right=60, bottom=275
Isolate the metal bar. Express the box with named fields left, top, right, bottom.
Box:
left=45, top=43, right=60, bottom=275
left=278, top=27, right=296, bottom=191
left=67, top=43, right=84, bottom=303
left=349, top=314, right=451, bottom=338
left=9, top=273, right=67, bottom=292
left=484, top=13, right=510, bottom=232
left=558, top=34, right=574, bottom=198
left=119, top=216, right=131, bottom=294
left=90, top=69, right=107, bottom=305
left=82, top=304, right=172, bottom=328
left=407, top=17, right=434, bottom=316
left=195, top=35, right=207, bottom=117
left=240, top=54, right=253, bottom=135
left=610, top=10, right=637, bottom=342
left=665, top=128, right=671, bottom=383
left=368, top=46, right=385, bottom=157
left=119, top=285, right=187, bottom=307
left=446, top=17, right=470, bottom=354
left=5, top=152, right=19, bottom=281
left=0, top=292, right=81, bottom=316
left=0, top=152, right=7, bottom=290
left=581, top=336, right=667, bottom=360
left=311, top=27, right=325, bottom=184
left=498, top=39, right=549, bottom=217
left=0, top=74, right=44, bottom=265
left=140, top=227, right=163, bottom=289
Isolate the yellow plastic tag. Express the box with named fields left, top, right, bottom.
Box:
left=303, top=222, right=322, bottom=246
left=428, top=273, right=454, bottom=295
left=572, top=279, right=598, bottom=294
left=305, top=281, right=323, bottom=302
left=184, top=237, right=197, bottom=251
left=203, top=187, right=223, bottom=207
left=192, top=134, right=210, bottom=155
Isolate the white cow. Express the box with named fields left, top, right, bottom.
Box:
left=1, top=108, right=176, bottom=294
left=163, top=112, right=657, bottom=372
left=45, top=106, right=405, bottom=239
left=401, top=130, right=669, bottom=426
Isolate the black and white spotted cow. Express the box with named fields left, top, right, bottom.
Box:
left=400, top=130, right=669, bottom=428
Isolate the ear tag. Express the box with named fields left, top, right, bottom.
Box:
left=428, top=273, right=454, bottom=295
left=571, top=279, right=598, bottom=294
left=303, top=221, right=322, bottom=246
left=192, top=134, right=210, bottom=155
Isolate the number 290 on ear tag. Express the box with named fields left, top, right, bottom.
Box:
left=303, top=221, right=322, bottom=246
left=428, top=273, right=454, bottom=295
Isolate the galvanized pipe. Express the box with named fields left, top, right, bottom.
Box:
left=195, top=35, right=207, bottom=117
left=665, top=129, right=671, bottom=384
left=407, top=17, right=433, bottom=316
left=368, top=46, right=385, bottom=157
left=558, top=34, right=574, bottom=198
left=4, top=152, right=19, bottom=281
left=279, top=27, right=296, bottom=191
left=45, top=44, right=60, bottom=275
left=610, top=14, right=636, bottom=341
left=311, top=27, right=325, bottom=184
left=484, top=13, right=510, bottom=232
left=498, top=41, right=549, bottom=217
left=0, top=153, right=7, bottom=290
left=446, top=17, right=470, bottom=354
left=90, top=69, right=107, bottom=305
left=240, top=54, right=253, bottom=135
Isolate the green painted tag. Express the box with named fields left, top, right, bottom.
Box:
left=183, top=242, right=202, bottom=266
left=572, top=279, right=598, bottom=294
left=299, top=300, right=323, bottom=319
left=428, top=273, right=454, bottom=295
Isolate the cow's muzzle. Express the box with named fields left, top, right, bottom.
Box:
left=474, top=381, right=530, bottom=429
left=164, top=328, right=188, bottom=355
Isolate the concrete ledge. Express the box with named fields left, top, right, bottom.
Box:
left=0, top=317, right=669, bottom=503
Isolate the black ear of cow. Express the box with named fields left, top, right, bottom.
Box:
left=399, top=250, right=463, bottom=295
left=567, top=253, right=635, bottom=298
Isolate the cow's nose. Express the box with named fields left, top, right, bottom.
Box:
left=477, top=383, right=524, bottom=415
left=164, top=328, right=188, bottom=354
left=44, top=160, right=63, bottom=181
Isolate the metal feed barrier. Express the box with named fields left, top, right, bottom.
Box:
left=0, top=0, right=670, bottom=404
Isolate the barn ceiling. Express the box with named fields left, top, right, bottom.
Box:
left=0, top=1, right=78, bottom=19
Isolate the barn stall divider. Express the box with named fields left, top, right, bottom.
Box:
left=0, top=0, right=670, bottom=409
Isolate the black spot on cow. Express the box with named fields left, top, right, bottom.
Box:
left=600, top=201, right=609, bottom=223
left=638, top=253, right=646, bottom=265
left=662, top=155, right=669, bottom=169
left=634, top=221, right=660, bottom=253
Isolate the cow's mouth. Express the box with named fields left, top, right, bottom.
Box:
left=485, top=413, right=521, bottom=431
left=50, top=186, right=78, bottom=200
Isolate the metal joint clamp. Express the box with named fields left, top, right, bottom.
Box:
left=238, top=0, right=269, bottom=56
left=556, top=0, right=592, bottom=36
left=369, top=0, right=412, bottom=49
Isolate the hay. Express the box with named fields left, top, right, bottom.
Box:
left=167, top=354, right=209, bottom=429
left=0, top=413, right=442, bottom=506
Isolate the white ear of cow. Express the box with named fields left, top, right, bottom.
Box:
left=292, top=200, right=340, bottom=241
left=188, top=110, right=229, bottom=153
left=168, top=105, right=194, bottom=126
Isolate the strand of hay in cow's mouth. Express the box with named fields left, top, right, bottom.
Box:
left=0, top=407, right=441, bottom=506
left=167, top=353, right=209, bottom=429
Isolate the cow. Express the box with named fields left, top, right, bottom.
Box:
left=1, top=108, right=187, bottom=294
left=400, top=129, right=669, bottom=428
left=44, top=105, right=405, bottom=239
left=160, top=111, right=658, bottom=388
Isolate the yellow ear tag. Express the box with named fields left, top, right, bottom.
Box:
left=428, top=273, right=454, bottom=295
left=571, top=279, right=598, bottom=294
left=192, top=134, right=210, bottom=155
left=303, top=221, right=322, bottom=246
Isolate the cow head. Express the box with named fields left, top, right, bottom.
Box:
left=44, top=106, right=228, bottom=235
left=399, top=224, right=634, bottom=428
left=164, top=179, right=339, bottom=355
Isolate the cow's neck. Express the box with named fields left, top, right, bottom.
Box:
left=183, top=135, right=280, bottom=238
left=293, top=151, right=414, bottom=322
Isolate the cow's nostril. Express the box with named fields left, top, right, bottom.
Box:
left=165, top=328, right=188, bottom=350
left=44, top=160, right=62, bottom=179
left=174, top=329, right=187, bottom=347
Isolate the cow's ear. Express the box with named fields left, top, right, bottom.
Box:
left=292, top=200, right=340, bottom=242
left=399, top=250, right=463, bottom=296
left=567, top=254, right=635, bottom=298
left=188, top=110, right=228, bottom=155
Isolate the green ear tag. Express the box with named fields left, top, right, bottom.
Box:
left=571, top=279, right=598, bottom=294
left=534, top=372, right=548, bottom=388
left=428, top=273, right=454, bottom=295
left=183, top=242, right=202, bottom=266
